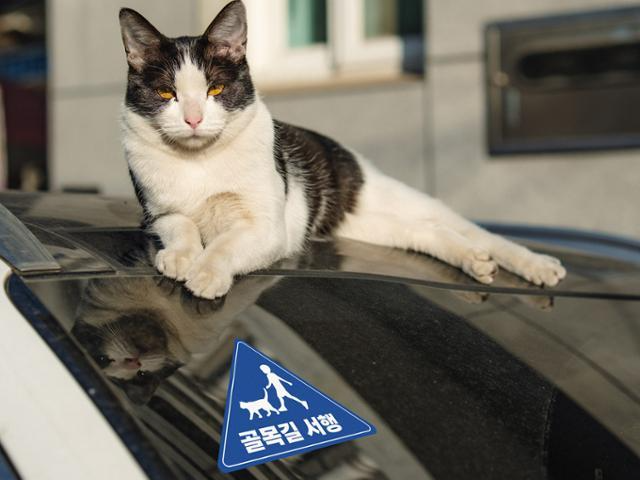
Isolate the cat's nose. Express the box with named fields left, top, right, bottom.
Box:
left=124, top=357, right=142, bottom=369
left=185, top=115, right=203, bottom=129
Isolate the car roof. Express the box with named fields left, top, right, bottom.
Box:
left=5, top=191, right=640, bottom=477
left=2, top=190, right=640, bottom=299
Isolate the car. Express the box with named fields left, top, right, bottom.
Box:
left=1, top=190, right=640, bottom=480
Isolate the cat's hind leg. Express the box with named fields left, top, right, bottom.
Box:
left=345, top=159, right=565, bottom=287
left=446, top=217, right=566, bottom=287
left=335, top=212, right=498, bottom=284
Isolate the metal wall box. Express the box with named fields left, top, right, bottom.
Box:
left=486, top=7, right=640, bottom=155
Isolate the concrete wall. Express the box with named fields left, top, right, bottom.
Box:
left=428, top=0, right=640, bottom=237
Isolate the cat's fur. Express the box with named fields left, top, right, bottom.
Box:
left=119, top=0, right=566, bottom=299
left=239, top=388, right=280, bottom=420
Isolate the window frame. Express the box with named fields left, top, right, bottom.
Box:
left=245, top=0, right=333, bottom=85
left=245, top=0, right=419, bottom=87
left=331, top=0, right=404, bottom=75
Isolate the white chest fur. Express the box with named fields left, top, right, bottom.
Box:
left=122, top=101, right=284, bottom=221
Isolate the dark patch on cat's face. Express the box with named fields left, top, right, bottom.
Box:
left=191, top=38, right=255, bottom=113
left=73, top=312, right=166, bottom=361
left=119, top=2, right=255, bottom=149
left=123, top=36, right=182, bottom=118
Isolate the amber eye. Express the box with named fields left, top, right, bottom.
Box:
left=157, top=89, right=175, bottom=100
left=208, top=85, right=224, bottom=96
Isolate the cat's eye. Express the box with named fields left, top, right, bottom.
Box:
left=157, top=89, right=175, bottom=100
left=208, top=85, right=224, bottom=96
left=137, top=370, right=149, bottom=378
left=96, top=355, right=113, bottom=367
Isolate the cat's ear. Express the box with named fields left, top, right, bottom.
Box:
left=202, top=0, right=248, bottom=62
left=119, top=8, right=163, bottom=71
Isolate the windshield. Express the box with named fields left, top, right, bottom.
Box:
left=8, top=268, right=640, bottom=480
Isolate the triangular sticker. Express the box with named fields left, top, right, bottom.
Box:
left=218, top=340, right=376, bottom=472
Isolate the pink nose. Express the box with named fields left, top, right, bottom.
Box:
left=124, top=357, right=141, bottom=370
left=185, top=116, right=202, bottom=129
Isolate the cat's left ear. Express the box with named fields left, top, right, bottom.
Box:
left=202, top=0, right=248, bottom=62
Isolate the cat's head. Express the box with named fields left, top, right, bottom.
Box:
left=72, top=310, right=182, bottom=404
left=119, top=0, right=254, bottom=151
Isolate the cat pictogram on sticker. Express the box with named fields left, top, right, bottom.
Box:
left=218, top=340, right=376, bottom=472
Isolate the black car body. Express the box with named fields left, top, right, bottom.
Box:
left=2, top=191, right=640, bottom=480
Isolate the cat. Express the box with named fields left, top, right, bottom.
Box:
left=119, top=0, right=566, bottom=300
left=239, top=388, right=280, bottom=420
left=72, top=243, right=280, bottom=403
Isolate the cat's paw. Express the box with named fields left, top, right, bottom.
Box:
left=517, top=294, right=555, bottom=311
left=454, top=290, right=489, bottom=304
left=184, top=260, right=233, bottom=299
left=519, top=254, right=566, bottom=287
left=461, top=249, right=498, bottom=284
left=155, top=247, right=201, bottom=281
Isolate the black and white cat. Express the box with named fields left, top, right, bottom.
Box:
left=119, top=0, right=566, bottom=299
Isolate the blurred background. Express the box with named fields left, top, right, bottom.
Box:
left=1, top=0, right=640, bottom=235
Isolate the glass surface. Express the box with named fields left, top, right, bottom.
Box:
left=12, top=270, right=640, bottom=479
left=364, top=0, right=423, bottom=39
left=288, top=0, right=327, bottom=48
left=0, top=202, right=60, bottom=272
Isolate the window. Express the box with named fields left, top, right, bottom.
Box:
left=288, top=0, right=327, bottom=48
left=364, top=0, right=423, bottom=38
left=243, top=0, right=424, bottom=87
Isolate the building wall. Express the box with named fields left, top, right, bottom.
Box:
left=428, top=0, right=640, bottom=237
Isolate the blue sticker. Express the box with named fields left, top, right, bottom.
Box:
left=218, top=340, right=376, bottom=472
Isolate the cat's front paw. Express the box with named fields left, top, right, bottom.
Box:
left=461, top=249, right=498, bottom=284
left=520, top=254, right=566, bottom=287
left=155, top=247, right=201, bottom=281
left=184, top=258, right=233, bottom=299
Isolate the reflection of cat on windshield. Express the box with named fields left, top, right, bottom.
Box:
left=72, top=273, right=277, bottom=403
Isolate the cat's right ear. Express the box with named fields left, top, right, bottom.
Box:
left=119, top=8, right=163, bottom=71
left=202, top=0, right=248, bottom=62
